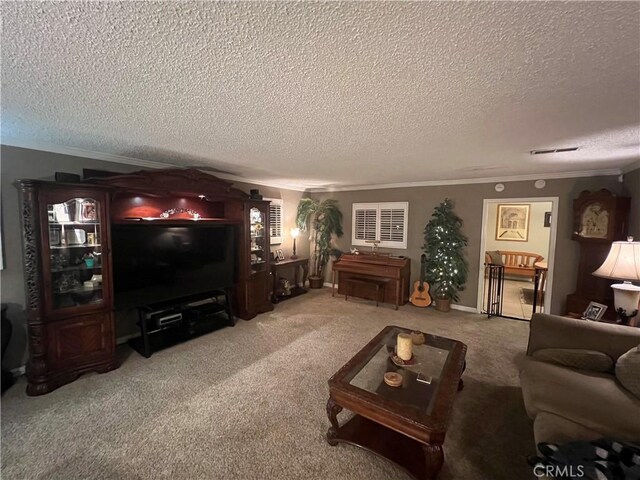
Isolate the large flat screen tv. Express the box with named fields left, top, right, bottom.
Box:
left=112, top=224, right=235, bottom=309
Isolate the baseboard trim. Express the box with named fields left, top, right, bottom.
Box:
left=451, top=304, right=479, bottom=313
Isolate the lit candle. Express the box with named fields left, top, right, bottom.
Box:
left=397, top=333, right=413, bottom=361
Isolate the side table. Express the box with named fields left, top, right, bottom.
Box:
left=271, top=257, right=309, bottom=303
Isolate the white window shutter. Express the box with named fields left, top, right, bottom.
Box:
left=352, top=202, right=408, bottom=249
left=354, top=208, right=377, bottom=241
left=266, top=198, right=283, bottom=245
left=380, top=208, right=405, bottom=242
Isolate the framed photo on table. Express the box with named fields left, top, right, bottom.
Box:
left=275, top=249, right=285, bottom=262
left=582, top=301, right=607, bottom=321
left=496, top=204, right=530, bottom=241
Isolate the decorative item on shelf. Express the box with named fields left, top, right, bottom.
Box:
left=365, top=239, right=380, bottom=254
left=90, top=274, right=103, bottom=285
left=383, top=372, right=403, bottom=388
left=55, top=273, right=82, bottom=293
left=66, top=228, right=86, bottom=245
left=53, top=203, right=70, bottom=222
left=275, top=249, right=285, bottom=262
left=296, top=198, right=344, bottom=289
left=249, top=189, right=263, bottom=200
left=422, top=198, right=468, bottom=312
left=82, top=253, right=96, bottom=268
left=290, top=227, right=300, bottom=259
left=49, top=228, right=61, bottom=246
left=350, top=247, right=360, bottom=255
left=278, top=277, right=292, bottom=296
left=397, top=333, right=413, bottom=361
left=87, top=233, right=97, bottom=245
left=592, top=237, right=640, bottom=326
left=159, top=207, right=201, bottom=219
left=411, top=331, right=425, bottom=345
left=582, top=301, right=607, bottom=321
left=76, top=199, right=97, bottom=222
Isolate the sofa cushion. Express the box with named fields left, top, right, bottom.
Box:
left=533, top=412, right=603, bottom=447
left=486, top=250, right=503, bottom=265
left=520, top=358, right=640, bottom=442
left=615, top=344, right=640, bottom=399
left=532, top=348, right=614, bottom=373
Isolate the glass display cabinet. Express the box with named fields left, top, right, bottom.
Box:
left=17, top=181, right=118, bottom=396
left=249, top=206, right=267, bottom=275
left=46, top=197, right=105, bottom=311
left=234, top=200, right=273, bottom=319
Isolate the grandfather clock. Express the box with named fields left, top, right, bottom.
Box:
left=565, top=190, right=630, bottom=320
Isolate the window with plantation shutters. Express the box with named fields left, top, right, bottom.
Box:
left=266, top=198, right=283, bottom=245
left=352, top=202, right=408, bottom=249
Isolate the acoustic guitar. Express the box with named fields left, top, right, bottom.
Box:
left=410, top=254, right=432, bottom=307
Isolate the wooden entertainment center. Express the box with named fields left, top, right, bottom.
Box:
left=17, top=169, right=273, bottom=395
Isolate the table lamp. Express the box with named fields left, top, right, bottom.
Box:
left=592, top=237, right=640, bottom=326
left=290, top=228, right=300, bottom=259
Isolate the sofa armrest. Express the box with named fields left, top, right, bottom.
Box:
left=527, top=313, right=640, bottom=361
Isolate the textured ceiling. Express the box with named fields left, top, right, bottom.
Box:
left=2, top=1, right=639, bottom=190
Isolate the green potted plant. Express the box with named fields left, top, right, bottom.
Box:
left=422, top=198, right=468, bottom=312
left=296, top=198, right=344, bottom=288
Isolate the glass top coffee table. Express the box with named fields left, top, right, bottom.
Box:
left=326, top=325, right=467, bottom=480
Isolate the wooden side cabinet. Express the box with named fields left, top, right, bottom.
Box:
left=17, top=180, right=119, bottom=395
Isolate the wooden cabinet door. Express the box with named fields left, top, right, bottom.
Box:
left=46, top=312, right=115, bottom=369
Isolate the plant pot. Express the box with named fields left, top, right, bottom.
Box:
left=434, top=297, right=451, bottom=312
left=308, top=276, right=324, bottom=289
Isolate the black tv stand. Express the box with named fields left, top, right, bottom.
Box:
left=131, top=289, right=235, bottom=358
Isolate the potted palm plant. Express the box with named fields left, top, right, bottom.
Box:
left=296, top=198, right=344, bottom=288
left=422, top=198, right=468, bottom=312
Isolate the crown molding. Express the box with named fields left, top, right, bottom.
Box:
left=306, top=168, right=623, bottom=192
left=621, top=159, right=640, bottom=174
left=1, top=138, right=176, bottom=169
left=1, top=138, right=628, bottom=193
left=1, top=139, right=306, bottom=191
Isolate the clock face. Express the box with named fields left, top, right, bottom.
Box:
left=578, top=202, right=609, bottom=238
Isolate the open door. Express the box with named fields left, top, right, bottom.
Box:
left=477, top=198, right=558, bottom=321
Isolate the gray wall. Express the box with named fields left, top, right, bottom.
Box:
left=311, top=174, right=629, bottom=314
left=623, top=166, right=640, bottom=239
left=0, top=145, right=309, bottom=369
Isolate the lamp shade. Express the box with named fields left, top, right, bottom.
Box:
left=592, top=238, right=640, bottom=281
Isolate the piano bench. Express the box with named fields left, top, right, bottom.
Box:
left=343, top=277, right=388, bottom=308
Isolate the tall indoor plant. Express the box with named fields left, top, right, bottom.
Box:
left=296, top=198, right=344, bottom=288
left=422, top=198, right=468, bottom=312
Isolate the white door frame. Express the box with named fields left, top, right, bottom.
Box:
left=476, top=197, right=560, bottom=315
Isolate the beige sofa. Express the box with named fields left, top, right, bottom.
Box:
left=520, top=313, right=640, bottom=446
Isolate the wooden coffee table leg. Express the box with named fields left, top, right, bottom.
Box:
left=326, top=397, right=343, bottom=446
left=422, top=444, right=444, bottom=479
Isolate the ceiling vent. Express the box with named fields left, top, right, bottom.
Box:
left=530, top=147, right=579, bottom=155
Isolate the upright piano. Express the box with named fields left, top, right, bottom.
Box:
left=331, top=254, right=411, bottom=309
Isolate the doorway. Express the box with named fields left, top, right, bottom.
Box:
left=477, top=197, right=559, bottom=320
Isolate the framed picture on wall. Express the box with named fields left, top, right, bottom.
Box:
left=495, top=204, right=530, bottom=241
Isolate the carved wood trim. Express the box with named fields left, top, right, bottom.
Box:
left=93, top=168, right=249, bottom=199
left=19, top=183, right=42, bottom=311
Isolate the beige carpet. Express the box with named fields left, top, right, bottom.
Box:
left=1, top=288, right=534, bottom=480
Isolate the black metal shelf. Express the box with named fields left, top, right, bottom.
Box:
left=131, top=289, right=235, bottom=358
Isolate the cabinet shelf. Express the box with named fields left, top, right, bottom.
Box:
left=52, top=265, right=102, bottom=273
left=56, top=285, right=102, bottom=295
left=50, top=244, right=102, bottom=249
left=49, top=221, right=100, bottom=226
